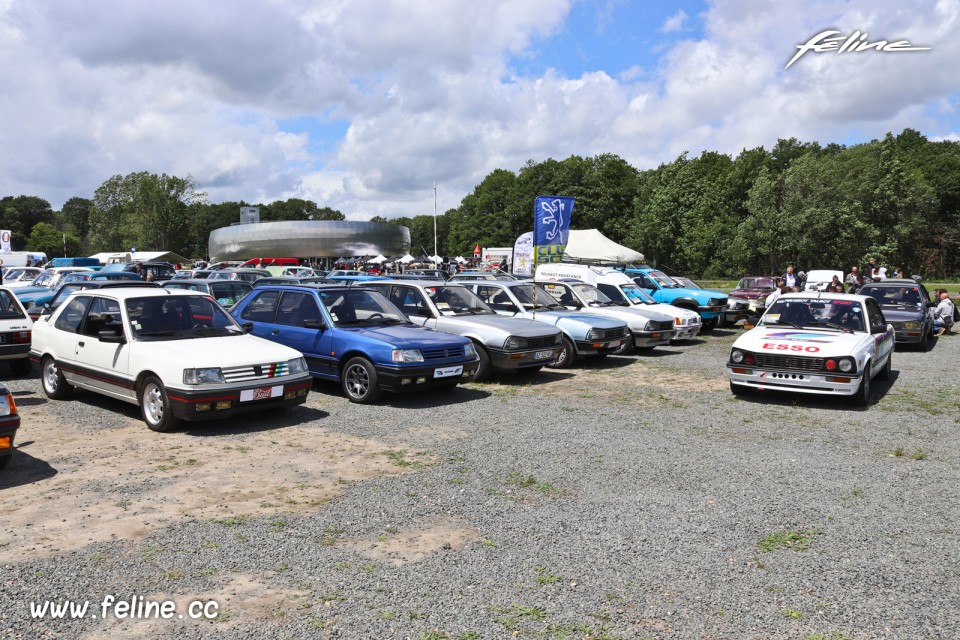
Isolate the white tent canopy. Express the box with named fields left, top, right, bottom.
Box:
left=367, top=254, right=387, bottom=264
left=398, top=253, right=416, bottom=263
left=562, top=229, right=644, bottom=264
left=454, top=256, right=467, bottom=263
left=428, top=254, right=442, bottom=263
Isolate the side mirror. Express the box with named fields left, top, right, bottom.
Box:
left=871, top=324, right=888, bottom=334
left=40, top=303, right=53, bottom=316
left=303, top=319, right=327, bottom=330
left=241, top=322, right=254, bottom=333
left=98, top=329, right=126, bottom=344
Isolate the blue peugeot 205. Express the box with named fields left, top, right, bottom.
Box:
left=230, top=285, right=480, bottom=403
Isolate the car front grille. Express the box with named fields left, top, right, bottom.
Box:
left=754, top=353, right=824, bottom=372
left=222, top=362, right=289, bottom=382
left=421, top=345, right=466, bottom=360
left=889, top=322, right=904, bottom=330
left=596, top=327, right=627, bottom=339
left=527, top=335, right=559, bottom=349
left=650, top=320, right=675, bottom=332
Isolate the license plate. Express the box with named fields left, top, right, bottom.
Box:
left=0, top=335, right=6, bottom=344
left=240, top=385, right=283, bottom=402
left=434, top=366, right=463, bottom=378
left=534, top=350, right=554, bottom=360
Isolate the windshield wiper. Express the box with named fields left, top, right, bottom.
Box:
left=823, top=322, right=854, bottom=333
left=767, top=320, right=804, bottom=329
left=137, top=330, right=181, bottom=337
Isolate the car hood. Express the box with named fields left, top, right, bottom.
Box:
left=730, top=287, right=774, bottom=299
left=571, top=305, right=674, bottom=329
left=517, top=309, right=627, bottom=330
left=879, top=307, right=927, bottom=322
left=134, top=333, right=304, bottom=367
left=10, top=286, right=52, bottom=297
left=442, top=314, right=560, bottom=338
left=665, top=286, right=726, bottom=302
left=342, top=323, right=469, bottom=348
left=624, top=300, right=700, bottom=320
left=734, top=326, right=870, bottom=357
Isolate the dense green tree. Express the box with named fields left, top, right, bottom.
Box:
left=27, top=222, right=82, bottom=258
left=0, top=195, right=54, bottom=250
left=60, top=196, right=92, bottom=240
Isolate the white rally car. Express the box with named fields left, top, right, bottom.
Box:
left=726, top=293, right=894, bottom=406
left=31, top=288, right=312, bottom=431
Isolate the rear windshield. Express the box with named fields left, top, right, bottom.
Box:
left=0, top=290, right=25, bottom=319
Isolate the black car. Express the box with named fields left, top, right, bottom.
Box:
left=28, top=281, right=160, bottom=320
left=111, top=261, right=177, bottom=281
left=858, top=279, right=936, bottom=348
left=0, top=382, right=19, bottom=469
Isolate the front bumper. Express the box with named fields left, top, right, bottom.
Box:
left=893, top=329, right=925, bottom=344
left=631, top=329, right=672, bottom=348
left=672, top=324, right=701, bottom=340
left=727, top=366, right=863, bottom=396
left=488, top=346, right=563, bottom=370
left=574, top=336, right=628, bottom=355
left=697, top=305, right=725, bottom=319
left=376, top=357, right=480, bottom=391
left=167, top=375, right=313, bottom=421
left=0, top=413, right=21, bottom=465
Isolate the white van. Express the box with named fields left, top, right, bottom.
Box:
left=534, top=264, right=702, bottom=339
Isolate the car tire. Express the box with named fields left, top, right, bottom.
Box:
left=923, top=327, right=934, bottom=351
left=341, top=357, right=381, bottom=404
left=0, top=454, right=10, bottom=470
left=471, top=344, right=492, bottom=382
left=701, top=317, right=719, bottom=332
left=730, top=381, right=751, bottom=396
left=547, top=336, right=576, bottom=369
left=10, top=357, right=31, bottom=376
left=877, top=352, right=892, bottom=380
left=612, top=341, right=634, bottom=356
left=139, top=376, right=180, bottom=432
left=41, top=356, right=72, bottom=399
left=852, top=368, right=871, bottom=407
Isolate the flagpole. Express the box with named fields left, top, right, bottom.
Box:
left=433, top=182, right=438, bottom=263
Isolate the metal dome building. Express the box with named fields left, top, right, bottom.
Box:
left=208, top=220, right=411, bottom=261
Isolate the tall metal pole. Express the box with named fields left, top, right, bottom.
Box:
left=433, top=182, right=438, bottom=263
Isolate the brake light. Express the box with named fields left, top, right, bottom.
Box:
left=11, top=331, right=30, bottom=344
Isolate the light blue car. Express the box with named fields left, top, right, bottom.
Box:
left=464, top=280, right=630, bottom=368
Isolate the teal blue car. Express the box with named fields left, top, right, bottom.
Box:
left=622, top=267, right=729, bottom=331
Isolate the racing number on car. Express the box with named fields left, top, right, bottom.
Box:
left=761, top=343, right=820, bottom=352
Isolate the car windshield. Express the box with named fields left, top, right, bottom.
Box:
left=738, top=277, right=775, bottom=289
left=649, top=270, right=680, bottom=288
left=31, top=270, right=57, bottom=287
left=126, top=295, right=242, bottom=340
left=570, top=283, right=617, bottom=306
left=318, top=289, right=409, bottom=327
left=427, top=286, right=493, bottom=315
left=50, top=284, right=88, bottom=309
left=858, top=285, right=924, bottom=309
left=621, top=284, right=656, bottom=304
left=762, top=297, right=866, bottom=332
left=509, top=284, right=565, bottom=309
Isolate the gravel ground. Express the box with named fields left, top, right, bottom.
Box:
left=2, top=328, right=959, bottom=640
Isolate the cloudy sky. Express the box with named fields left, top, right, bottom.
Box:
left=1, top=0, right=957, bottom=219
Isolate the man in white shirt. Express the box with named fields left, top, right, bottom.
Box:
left=934, top=292, right=955, bottom=336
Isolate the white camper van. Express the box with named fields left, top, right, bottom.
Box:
left=534, top=264, right=702, bottom=340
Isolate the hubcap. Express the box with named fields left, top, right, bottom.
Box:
left=44, top=361, right=58, bottom=391
left=143, top=384, right=164, bottom=424
left=345, top=365, right=369, bottom=398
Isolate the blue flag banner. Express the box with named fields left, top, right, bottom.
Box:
left=534, top=196, right=574, bottom=265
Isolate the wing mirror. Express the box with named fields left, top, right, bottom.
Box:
left=871, top=324, right=888, bottom=334
left=303, top=319, right=327, bottom=330
left=98, top=329, right=126, bottom=344
left=241, top=322, right=254, bottom=333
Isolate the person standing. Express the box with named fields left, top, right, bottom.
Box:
left=781, top=266, right=798, bottom=289
left=845, top=266, right=860, bottom=290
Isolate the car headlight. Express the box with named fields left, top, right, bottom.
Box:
left=183, top=367, right=225, bottom=384
left=504, top=336, right=526, bottom=350
left=287, top=357, right=308, bottom=374
left=24, top=301, right=35, bottom=309
left=391, top=349, right=424, bottom=363
left=707, top=298, right=722, bottom=306
left=641, top=321, right=652, bottom=331
left=838, top=358, right=855, bottom=373
left=902, top=321, right=920, bottom=330
left=585, top=328, right=601, bottom=340
left=731, top=349, right=745, bottom=364
left=464, top=342, right=477, bottom=358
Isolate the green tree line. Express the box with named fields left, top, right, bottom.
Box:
left=5, top=128, right=958, bottom=276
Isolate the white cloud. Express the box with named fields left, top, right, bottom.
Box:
left=662, top=9, right=688, bottom=33
left=0, top=0, right=957, bottom=224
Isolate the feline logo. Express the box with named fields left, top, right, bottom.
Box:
left=786, top=30, right=931, bottom=69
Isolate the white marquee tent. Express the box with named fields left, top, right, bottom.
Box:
left=562, top=229, right=644, bottom=264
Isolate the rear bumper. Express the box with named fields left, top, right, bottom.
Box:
left=375, top=357, right=480, bottom=391
left=167, top=376, right=313, bottom=421
left=0, top=413, right=20, bottom=463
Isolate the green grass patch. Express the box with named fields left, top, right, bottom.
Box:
left=759, top=529, right=819, bottom=553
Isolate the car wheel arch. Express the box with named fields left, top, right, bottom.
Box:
left=336, top=350, right=372, bottom=378
left=670, top=298, right=700, bottom=311
left=135, top=370, right=161, bottom=393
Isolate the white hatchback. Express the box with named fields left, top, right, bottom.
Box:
left=31, top=288, right=312, bottom=431
left=0, top=287, right=33, bottom=375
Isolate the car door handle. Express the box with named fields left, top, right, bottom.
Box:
left=271, top=329, right=280, bottom=335
left=78, top=341, right=85, bottom=347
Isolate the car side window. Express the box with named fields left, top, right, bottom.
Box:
left=476, top=286, right=514, bottom=312
left=634, top=273, right=655, bottom=289
left=596, top=283, right=623, bottom=301
left=55, top=296, right=92, bottom=333
left=390, top=286, right=429, bottom=317
left=0, top=290, right=25, bottom=319
left=276, top=292, right=321, bottom=326
left=240, top=290, right=280, bottom=323
left=83, top=297, right=122, bottom=338
left=866, top=299, right=885, bottom=328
